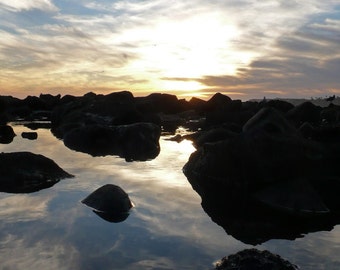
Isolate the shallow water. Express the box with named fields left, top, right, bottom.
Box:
left=1, top=124, right=340, bottom=269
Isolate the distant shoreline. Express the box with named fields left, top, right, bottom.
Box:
left=1, top=91, right=339, bottom=108
left=250, top=97, right=340, bottom=107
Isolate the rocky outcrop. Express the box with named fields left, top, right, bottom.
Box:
left=0, top=152, right=73, bottom=193
left=183, top=107, right=340, bottom=244
left=82, top=184, right=133, bottom=223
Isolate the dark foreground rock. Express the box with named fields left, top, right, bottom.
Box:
left=0, top=152, right=74, bottom=193
left=183, top=107, right=340, bottom=244
left=214, top=249, right=298, bottom=270
left=82, top=184, right=133, bottom=223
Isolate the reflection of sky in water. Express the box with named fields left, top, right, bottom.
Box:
left=0, top=125, right=340, bottom=269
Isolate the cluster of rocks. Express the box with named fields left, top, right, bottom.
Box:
left=1, top=91, right=340, bottom=268
left=183, top=94, right=340, bottom=245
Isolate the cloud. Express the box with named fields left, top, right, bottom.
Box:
left=0, top=234, right=80, bottom=270
left=0, top=0, right=58, bottom=12
left=0, top=194, right=51, bottom=222
left=0, top=0, right=339, bottom=98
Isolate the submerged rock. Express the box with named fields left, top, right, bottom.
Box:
left=215, top=249, right=298, bottom=270
left=82, top=184, right=133, bottom=223
left=0, top=152, right=73, bottom=193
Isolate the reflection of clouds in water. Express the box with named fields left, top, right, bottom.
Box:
left=262, top=227, right=340, bottom=269
left=0, top=194, right=52, bottom=223
left=130, top=185, right=247, bottom=256
left=1, top=126, right=248, bottom=267
left=127, top=257, right=175, bottom=270
left=0, top=234, right=80, bottom=270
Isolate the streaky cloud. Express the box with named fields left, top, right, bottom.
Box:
left=0, top=0, right=58, bottom=12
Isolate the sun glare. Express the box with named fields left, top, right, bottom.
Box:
left=116, top=11, right=246, bottom=93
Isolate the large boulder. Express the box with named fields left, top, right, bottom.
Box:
left=0, top=152, right=73, bottom=193
left=63, top=122, right=161, bottom=161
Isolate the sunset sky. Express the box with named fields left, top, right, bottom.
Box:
left=0, top=0, right=339, bottom=100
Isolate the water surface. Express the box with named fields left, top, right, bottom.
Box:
left=1, top=124, right=340, bottom=269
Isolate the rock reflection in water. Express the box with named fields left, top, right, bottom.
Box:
left=92, top=210, right=130, bottom=223
left=200, top=192, right=339, bottom=245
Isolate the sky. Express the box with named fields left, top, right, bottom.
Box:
left=0, top=0, right=339, bottom=100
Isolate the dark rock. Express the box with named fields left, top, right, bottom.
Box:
left=82, top=184, right=133, bottom=223
left=193, top=127, right=238, bottom=148
left=0, top=152, right=73, bottom=193
left=188, top=97, right=207, bottom=112
left=215, top=249, right=298, bottom=270
left=299, top=124, right=340, bottom=143
left=24, top=122, right=52, bottom=130
left=206, top=93, right=232, bottom=111
left=21, top=132, right=38, bottom=140
left=0, top=125, right=16, bottom=144
left=183, top=107, right=340, bottom=244
left=23, top=96, right=47, bottom=111
left=136, top=93, right=186, bottom=114
left=260, top=99, right=294, bottom=113
left=286, top=101, right=322, bottom=126
left=39, top=93, right=61, bottom=108
left=63, top=122, right=161, bottom=161
left=87, top=91, right=137, bottom=117
left=51, top=91, right=145, bottom=139
left=320, top=104, right=340, bottom=125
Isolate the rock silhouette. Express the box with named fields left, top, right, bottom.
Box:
left=82, top=184, right=133, bottom=223
left=0, top=125, right=16, bottom=144
left=184, top=106, right=340, bottom=244
left=0, top=152, right=73, bottom=193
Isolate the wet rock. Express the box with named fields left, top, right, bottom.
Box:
left=82, top=184, right=133, bottom=223
left=0, top=152, right=73, bottom=193
left=21, top=131, right=38, bottom=140
left=0, top=125, right=16, bottom=144
left=214, top=249, right=298, bottom=270
left=63, top=123, right=161, bottom=161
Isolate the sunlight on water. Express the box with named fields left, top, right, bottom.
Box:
left=1, top=124, right=340, bottom=269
